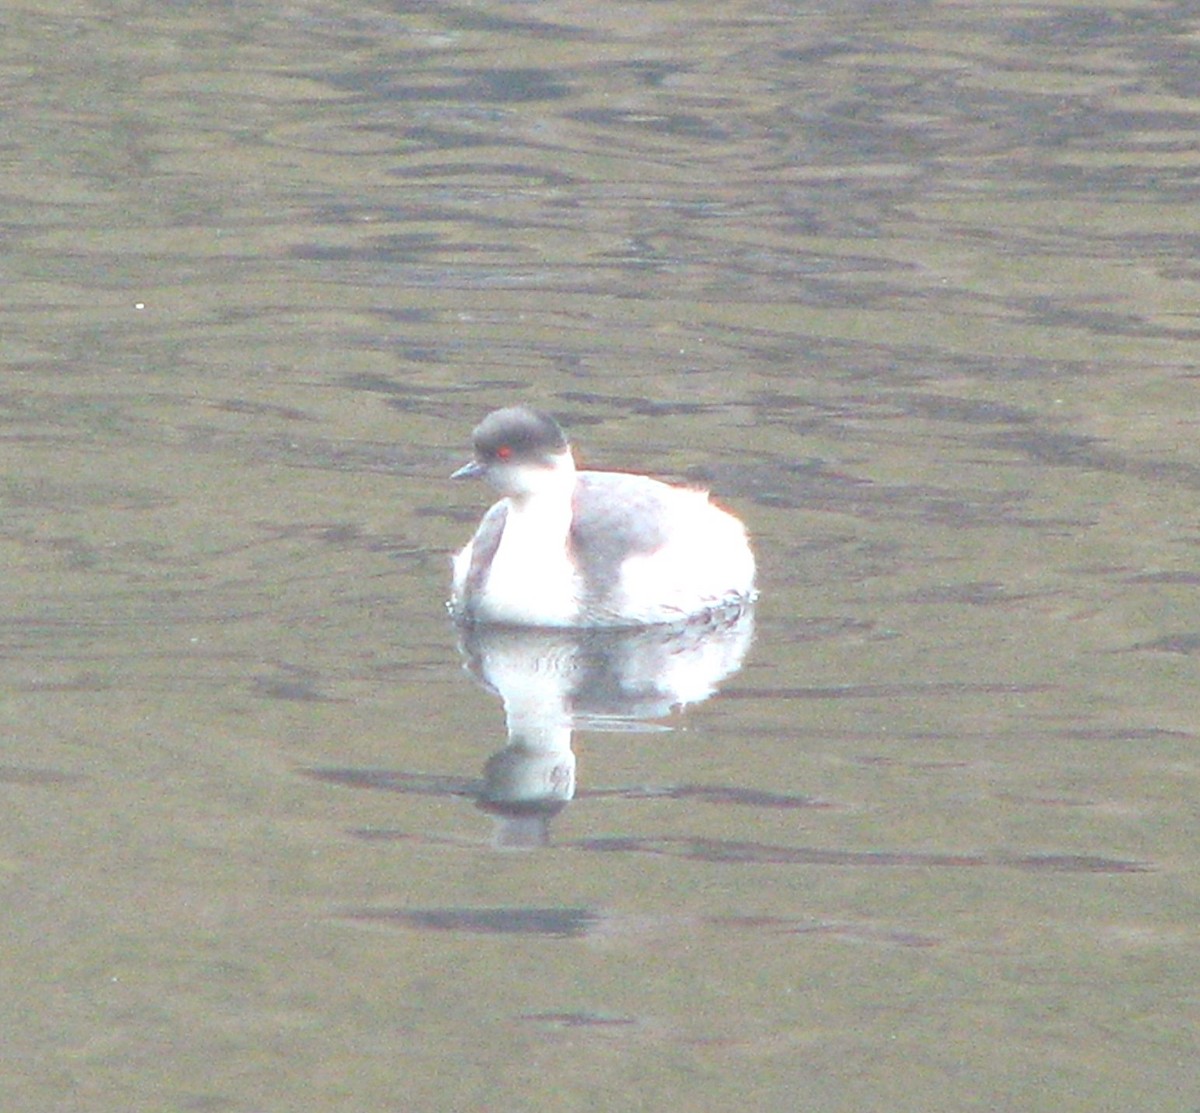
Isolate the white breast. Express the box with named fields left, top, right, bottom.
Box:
left=454, top=495, right=582, bottom=626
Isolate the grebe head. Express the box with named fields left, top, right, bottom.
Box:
left=451, top=406, right=575, bottom=499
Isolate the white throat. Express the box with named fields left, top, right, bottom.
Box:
left=478, top=450, right=581, bottom=624
left=497, top=448, right=576, bottom=503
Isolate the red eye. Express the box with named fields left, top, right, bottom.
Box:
left=496, top=444, right=513, bottom=460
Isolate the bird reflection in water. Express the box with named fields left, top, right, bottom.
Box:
left=456, top=603, right=755, bottom=848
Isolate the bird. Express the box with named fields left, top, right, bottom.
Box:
left=449, top=406, right=755, bottom=627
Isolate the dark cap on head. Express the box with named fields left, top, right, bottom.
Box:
left=451, top=406, right=568, bottom=479
left=473, top=407, right=566, bottom=457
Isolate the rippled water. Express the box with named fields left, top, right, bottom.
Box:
left=3, top=2, right=1199, bottom=1109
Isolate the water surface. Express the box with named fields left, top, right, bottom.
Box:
left=3, top=1, right=1199, bottom=1110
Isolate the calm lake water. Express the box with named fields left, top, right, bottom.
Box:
left=3, top=1, right=1199, bottom=1109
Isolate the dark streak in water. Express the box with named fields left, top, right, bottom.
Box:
left=338, top=906, right=942, bottom=947
left=254, top=677, right=341, bottom=703
left=884, top=392, right=1036, bottom=426
left=518, top=1012, right=639, bottom=1028
left=897, top=581, right=1053, bottom=606
left=346, top=907, right=600, bottom=938
left=302, top=767, right=479, bottom=797
left=302, top=767, right=830, bottom=809
left=1125, top=633, right=1200, bottom=655
left=1124, top=571, right=1200, bottom=585
left=715, top=915, right=941, bottom=948
left=584, top=784, right=833, bottom=809
left=577, top=836, right=1150, bottom=873
left=1063, top=726, right=1196, bottom=742
left=719, top=682, right=1056, bottom=700
left=990, top=429, right=1200, bottom=490
left=0, top=765, right=85, bottom=786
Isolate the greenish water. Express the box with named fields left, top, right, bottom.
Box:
left=2, top=1, right=1198, bottom=1109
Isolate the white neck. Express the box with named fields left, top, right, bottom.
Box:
left=481, top=452, right=581, bottom=624
left=503, top=448, right=576, bottom=504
